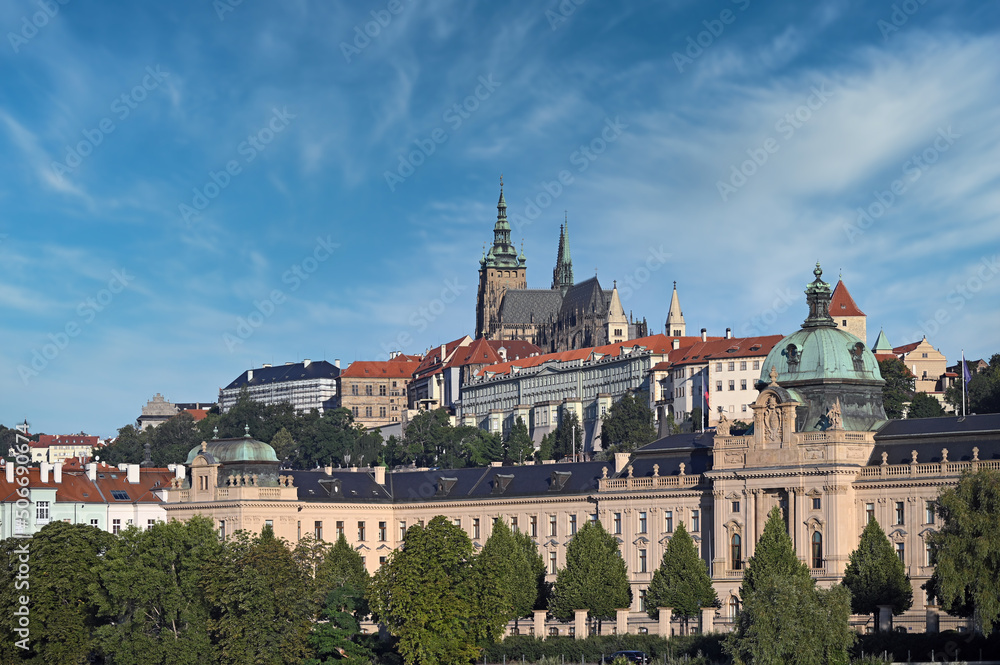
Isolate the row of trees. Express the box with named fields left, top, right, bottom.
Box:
left=0, top=518, right=375, bottom=665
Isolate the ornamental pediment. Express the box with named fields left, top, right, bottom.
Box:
left=633, top=536, right=650, bottom=546
left=888, top=528, right=907, bottom=540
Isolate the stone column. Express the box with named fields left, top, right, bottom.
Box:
left=574, top=609, right=588, bottom=640
left=700, top=607, right=715, bottom=634
left=925, top=605, right=939, bottom=634
left=658, top=608, right=672, bottom=637
left=787, top=487, right=797, bottom=554
left=877, top=605, right=893, bottom=633
left=616, top=608, right=630, bottom=635
left=534, top=609, right=547, bottom=638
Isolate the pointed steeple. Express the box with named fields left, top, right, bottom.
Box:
left=483, top=175, right=520, bottom=268
left=606, top=280, right=628, bottom=343
left=665, top=281, right=686, bottom=336
left=551, top=213, right=574, bottom=293
left=872, top=328, right=893, bottom=353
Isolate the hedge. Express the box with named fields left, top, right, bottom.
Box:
left=481, top=634, right=726, bottom=664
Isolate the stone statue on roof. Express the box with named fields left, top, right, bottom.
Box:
left=716, top=413, right=731, bottom=437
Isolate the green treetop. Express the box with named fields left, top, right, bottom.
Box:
left=842, top=517, right=912, bottom=627
left=879, top=358, right=915, bottom=420
left=549, top=520, right=631, bottom=622
left=645, top=522, right=717, bottom=623
left=601, top=391, right=657, bottom=453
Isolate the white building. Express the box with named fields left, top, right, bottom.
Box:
left=219, top=359, right=341, bottom=414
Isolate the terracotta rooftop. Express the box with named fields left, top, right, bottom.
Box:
left=830, top=280, right=865, bottom=317
left=661, top=335, right=785, bottom=368
left=340, top=359, right=422, bottom=379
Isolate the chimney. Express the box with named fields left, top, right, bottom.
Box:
left=672, top=338, right=680, bottom=350
left=40, top=462, right=50, bottom=483
left=248, top=369, right=254, bottom=381
left=304, top=359, right=311, bottom=367
left=127, top=464, right=140, bottom=484
left=5, top=463, right=13, bottom=483
left=726, top=328, right=732, bottom=339
left=86, top=463, right=97, bottom=481
left=54, top=463, right=62, bottom=484
left=701, top=328, right=707, bottom=342
left=263, top=363, right=271, bottom=368
left=374, top=465, right=386, bottom=485
left=334, top=359, right=341, bottom=369
left=614, top=453, right=631, bottom=475
left=439, top=344, right=446, bottom=362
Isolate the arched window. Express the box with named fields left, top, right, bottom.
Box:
left=812, top=531, right=823, bottom=569
left=731, top=533, right=742, bottom=570
left=729, top=596, right=740, bottom=618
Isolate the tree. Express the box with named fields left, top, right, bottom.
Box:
left=101, top=423, right=147, bottom=465
left=928, top=469, right=1000, bottom=636
left=601, top=391, right=657, bottom=452
left=504, top=417, right=535, bottom=464
left=0, top=522, right=115, bottom=664
left=92, top=517, right=221, bottom=664
left=727, top=507, right=854, bottom=664
left=646, top=523, right=717, bottom=631
left=549, top=410, right=583, bottom=461
left=368, top=516, right=490, bottom=665
left=305, top=534, right=374, bottom=665
left=314, top=532, right=370, bottom=617
left=690, top=407, right=707, bottom=432
left=471, top=520, right=529, bottom=642
left=549, top=521, right=631, bottom=623
left=841, top=517, right=912, bottom=628
left=879, top=358, right=915, bottom=420
left=946, top=354, right=1000, bottom=415
left=513, top=528, right=550, bottom=611
left=907, top=392, right=946, bottom=418
left=271, top=427, right=296, bottom=462
left=661, top=412, right=682, bottom=436
left=203, top=527, right=315, bottom=664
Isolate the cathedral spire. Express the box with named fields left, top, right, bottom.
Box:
left=665, top=281, right=686, bottom=336
left=483, top=175, right=520, bottom=268
left=551, top=213, right=573, bottom=293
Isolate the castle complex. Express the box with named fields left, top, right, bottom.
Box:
left=161, top=264, right=998, bottom=631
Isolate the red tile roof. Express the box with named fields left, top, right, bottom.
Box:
left=447, top=337, right=504, bottom=368
left=37, top=434, right=99, bottom=448
left=183, top=409, right=208, bottom=421
left=0, top=466, right=103, bottom=503
left=486, top=340, right=543, bottom=361
left=664, top=335, right=785, bottom=367
left=413, top=336, right=473, bottom=378
left=874, top=353, right=898, bottom=363
left=340, top=359, right=422, bottom=379
left=830, top=280, right=865, bottom=317
left=892, top=341, right=922, bottom=355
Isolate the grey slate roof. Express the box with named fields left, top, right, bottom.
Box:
left=869, top=414, right=1000, bottom=465
left=559, top=277, right=608, bottom=316
left=497, top=289, right=563, bottom=324
left=224, top=361, right=340, bottom=390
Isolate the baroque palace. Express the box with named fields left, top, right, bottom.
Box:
left=162, top=265, right=998, bottom=630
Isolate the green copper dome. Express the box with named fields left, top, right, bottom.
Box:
left=760, top=326, right=882, bottom=384
left=185, top=436, right=279, bottom=464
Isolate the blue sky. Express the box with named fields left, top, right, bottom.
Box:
left=1, top=0, right=998, bottom=437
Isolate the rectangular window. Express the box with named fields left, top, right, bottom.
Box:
left=365, top=406, right=372, bottom=418
left=926, top=501, right=935, bottom=524
left=549, top=514, right=557, bottom=537
left=728, top=362, right=735, bottom=371
left=379, top=556, right=387, bottom=566
left=147, top=519, right=156, bottom=530
left=453, top=518, right=461, bottom=528
left=729, top=380, right=735, bottom=391
left=639, top=548, right=647, bottom=573
left=511, top=516, right=518, bottom=531
left=379, top=521, right=387, bottom=541
left=351, top=384, right=359, bottom=396
left=336, top=521, right=344, bottom=537
left=896, top=541, right=905, bottom=562
left=866, top=503, right=875, bottom=522
left=473, top=518, right=480, bottom=539
left=35, top=501, right=49, bottom=521
left=732, top=501, right=740, bottom=513
left=358, top=521, right=366, bottom=541
left=812, top=497, right=821, bottom=510
left=715, top=363, right=722, bottom=372
left=569, top=514, right=577, bottom=535
left=692, top=510, right=700, bottom=532
left=740, top=379, right=747, bottom=390
left=665, top=511, right=673, bottom=533
left=297, top=521, right=301, bottom=540
left=265, top=519, right=273, bottom=529
left=614, top=512, right=622, bottom=535
left=113, top=518, right=121, bottom=535
left=639, top=589, right=648, bottom=613
left=315, top=521, right=324, bottom=540
left=365, top=384, right=373, bottom=396
left=639, top=511, right=647, bottom=534
left=530, top=515, right=538, bottom=538
left=742, top=404, right=747, bottom=412
left=379, top=406, right=386, bottom=418
left=352, top=406, right=359, bottom=417
left=716, top=381, right=723, bottom=392
left=90, top=518, right=99, bottom=528
left=740, top=361, right=747, bottom=371
left=753, top=360, right=760, bottom=370
left=926, top=544, right=933, bottom=566
left=379, top=384, right=386, bottom=396
left=399, top=521, right=407, bottom=540
left=549, top=551, right=557, bottom=574
left=590, top=513, right=598, bottom=525
left=217, top=520, right=224, bottom=539
left=895, top=502, right=905, bottom=525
